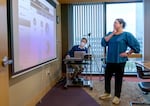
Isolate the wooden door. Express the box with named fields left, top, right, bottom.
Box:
left=0, top=0, right=9, bottom=106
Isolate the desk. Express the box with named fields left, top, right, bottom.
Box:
left=135, top=61, right=150, bottom=70
left=64, top=57, right=93, bottom=90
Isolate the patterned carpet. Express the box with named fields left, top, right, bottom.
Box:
left=83, top=79, right=150, bottom=106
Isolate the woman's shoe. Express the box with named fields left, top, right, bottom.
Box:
left=112, top=96, right=120, bottom=104
left=99, top=93, right=112, bottom=100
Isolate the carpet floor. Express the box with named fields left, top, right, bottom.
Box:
left=83, top=79, right=150, bottom=106
left=36, top=83, right=100, bottom=106
left=36, top=76, right=150, bottom=106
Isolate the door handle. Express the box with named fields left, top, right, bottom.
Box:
left=2, top=56, right=13, bottom=67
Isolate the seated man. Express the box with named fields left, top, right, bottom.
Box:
left=66, top=38, right=88, bottom=82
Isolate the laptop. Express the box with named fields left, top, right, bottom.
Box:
left=74, top=51, right=86, bottom=59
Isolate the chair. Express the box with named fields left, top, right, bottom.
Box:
left=136, top=63, right=150, bottom=94
left=100, top=57, right=106, bottom=74
left=130, top=63, right=150, bottom=106
left=98, top=57, right=106, bottom=81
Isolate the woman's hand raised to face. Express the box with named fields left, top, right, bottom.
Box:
left=112, top=29, right=117, bottom=35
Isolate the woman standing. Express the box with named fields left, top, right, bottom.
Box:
left=99, top=18, right=140, bottom=104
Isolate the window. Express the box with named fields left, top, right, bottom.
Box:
left=106, top=2, right=144, bottom=74
left=73, top=2, right=144, bottom=74
left=73, top=4, right=104, bottom=74
left=106, top=2, right=144, bottom=54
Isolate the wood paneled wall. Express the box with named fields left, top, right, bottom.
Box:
left=0, top=0, right=9, bottom=106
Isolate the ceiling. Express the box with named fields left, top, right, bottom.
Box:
left=58, top=0, right=142, bottom=4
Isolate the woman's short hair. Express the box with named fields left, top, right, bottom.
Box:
left=116, top=18, right=126, bottom=29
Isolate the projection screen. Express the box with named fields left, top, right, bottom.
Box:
left=8, top=0, right=57, bottom=76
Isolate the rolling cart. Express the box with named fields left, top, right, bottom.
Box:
left=63, top=54, right=93, bottom=90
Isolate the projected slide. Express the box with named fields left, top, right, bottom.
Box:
left=12, top=0, right=56, bottom=73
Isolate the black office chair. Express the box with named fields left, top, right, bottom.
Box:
left=136, top=63, right=150, bottom=94
left=99, top=57, right=106, bottom=81
left=100, top=57, right=106, bottom=73
left=130, top=63, right=150, bottom=106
